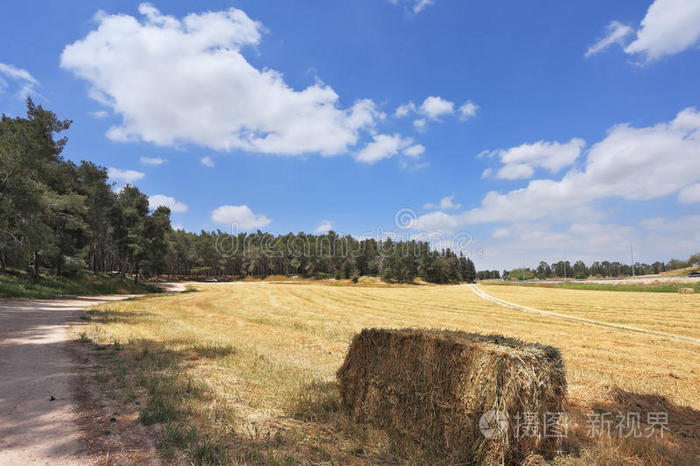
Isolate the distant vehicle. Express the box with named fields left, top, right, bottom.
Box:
left=688, top=270, right=700, bottom=277
left=204, top=278, right=218, bottom=282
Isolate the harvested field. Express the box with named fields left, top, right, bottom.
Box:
left=77, top=282, right=700, bottom=464
left=480, top=284, right=700, bottom=340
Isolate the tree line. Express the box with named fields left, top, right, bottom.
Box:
left=1, top=100, right=477, bottom=284
left=1, top=99, right=171, bottom=281
left=500, top=254, right=700, bottom=281
left=166, top=229, right=477, bottom=283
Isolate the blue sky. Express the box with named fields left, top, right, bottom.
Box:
left=1, top=0, right=699, bottom=269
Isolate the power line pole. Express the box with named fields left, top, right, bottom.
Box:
left=631, top=244, right=635, bottom=278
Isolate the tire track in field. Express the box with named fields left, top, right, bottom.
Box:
left=468, top=284, right=700, bottom=346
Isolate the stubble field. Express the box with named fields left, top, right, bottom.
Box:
left=78, top=282, right=700, bottom=464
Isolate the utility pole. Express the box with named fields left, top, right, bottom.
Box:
left=562, top=253, right=567, bottom=280
left=631, top=244, right=635, bottom=278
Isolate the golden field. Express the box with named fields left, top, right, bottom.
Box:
left=79, top=282, right=700, bottom=464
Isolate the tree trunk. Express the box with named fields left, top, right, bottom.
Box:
left=33, top=250, right=40, bottom=278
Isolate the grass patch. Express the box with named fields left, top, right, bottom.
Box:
left=0, top=269, right=160, bottom=299
left=492, top=280, right=700, bottom=293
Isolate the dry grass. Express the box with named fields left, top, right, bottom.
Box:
left=481, top=284, right=700, bottom=341
left=338, top=328, right=567, bottom=464
left=76, top=282, right=700, bottom=464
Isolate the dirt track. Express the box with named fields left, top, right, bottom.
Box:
left=0, top=296, right=136, bottom=465
left=468, top=284, right=700, bottom=345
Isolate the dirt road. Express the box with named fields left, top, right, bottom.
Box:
left=0, top=296, right=136, bottom=465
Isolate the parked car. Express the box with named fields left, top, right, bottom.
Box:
left=204, top=278, right=218, bottom=282
left=688, top=270, right=700, bottom=277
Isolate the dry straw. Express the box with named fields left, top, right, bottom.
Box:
left=678, top=288, right=695, bottom=294
left=337, top=328, right=567, bottom=465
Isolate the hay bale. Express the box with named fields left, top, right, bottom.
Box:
left=337, top=328, right=567, bottom=465
left=678, top=287, right=695, bottom=294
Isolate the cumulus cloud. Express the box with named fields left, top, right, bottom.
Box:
left=211, top=205, right=270, bottom=230
left=479, top=222, right=642, bottom=269
left=412, top=211, right=461, bottom=233
left=625, top=0, right=700, bottom=61
left=395, top=102, right=416, bottom=118
left=315, top=220, right=333, bottom=233
left=483, top=138, right=586, bottom=180
left=413, top=119, right=427, bottom=131
left=458, top=101, right=479, bottom=120
left=402, top=144, right=425, bottom=158
left=419, top=96, right=454, bottom=120
left=467, top=108, right=700, bottom=223
left=140, top=156, right=166, bottom=166
left=396, top=96, right=477, bottom=130
left=678, top=183, right=700, bottom=204
left=585, top=21, right=634, bottom=57
left=60, top=4, right=384, bottom=157
left=107, top=167, right=145, bottom=184
left=355, top=133, right=413, bottom=164
left=0, top=62, right=39, bottom=97
left=148, top=194, right=188, bottom=212
left=200, top=156, right=215, bottom=167
left=589, top=0, right=700, bottom=62
left=412, top=108, right=700, bottom=230
left=423, top=194, right=461, bottom=210
left=639, top=214, right=700, bottom=232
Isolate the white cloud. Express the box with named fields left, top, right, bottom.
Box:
left=413, top=119, right=427, bottom=132
left=388, top=0, right=435, bottom=14
left=148, top=194, right=188, bottom=212
left=315, top=220, right=333, bottom=233
left=473, top=217, right=700, bottom=270
left=140, top=156, right=166, bottom=166
left=402, top=144, right=425, bottom=158
left=412, top=108, right=700, bottom=229
left=355, top=133, right=413, bottom=164
left=480, top=168, right=493, bottom=179
left=396, top=96, right=476, bottom=128
left=591, top=0, right=700, bottom=62
left=496, top=164, right=535, bottom=180
left=107, top=167, right=145, bottom=184
left=395, top=102, right=416, bottom=118
left=0, top=62, right=39, bottom=97
left=625, top=0, right=700, bottom=61
left=458, top=101, right=478, bottom=120
left=412, top=211, right=460, bottom=233
left=200, top=156, right=215, bottom=167
left=419, top=96, right=454, bottom=120
left=61, top=4, right=383, bottom=157
left=486, top=138, right=586, bottom=180
left=639, top=215, right=700, bottom=232
left=585, top=21, right=634, bottom=57
left=211, top=205, right=270, bottom=230
left=89, top=110, right=109, bottom=119
left=678, top=183, right=700, bottom=204
left=423, top=194, right=461, bottom=210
